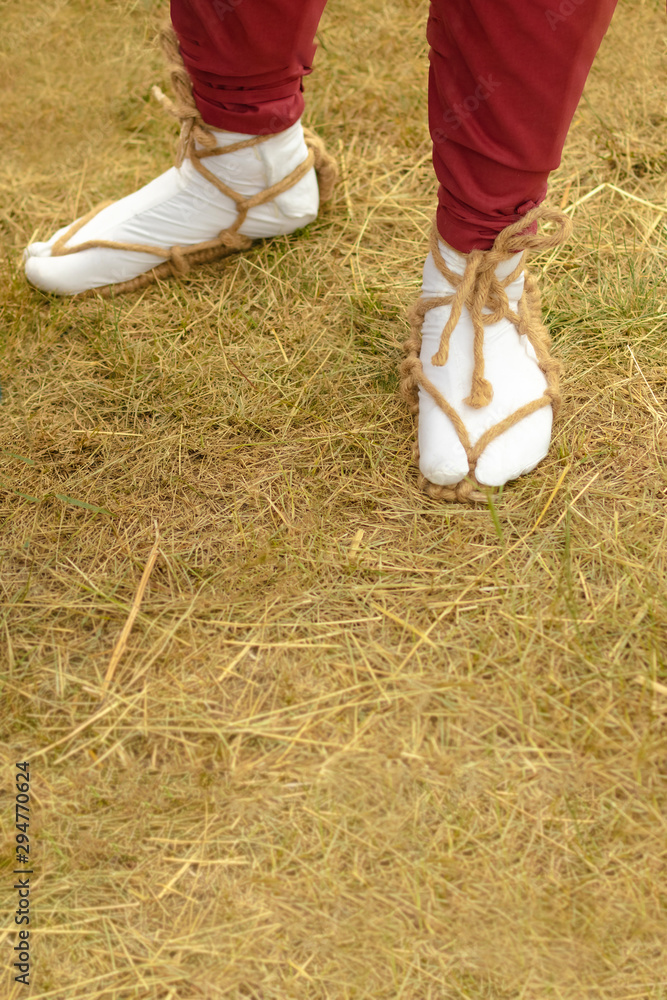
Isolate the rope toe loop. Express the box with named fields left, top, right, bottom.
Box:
left=401, top=204, right=572, bottom=503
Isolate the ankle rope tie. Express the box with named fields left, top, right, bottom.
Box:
left=400, top=204, right=573, bottom=503
left=48, top=25, right=338, bottom=298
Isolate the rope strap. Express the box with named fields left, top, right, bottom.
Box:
left=51, top=26, right=338, bottom=298
left=400, top=205, right=573, bottom=503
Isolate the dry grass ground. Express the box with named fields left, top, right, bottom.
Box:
left=1, top=1, right=667, bottom=997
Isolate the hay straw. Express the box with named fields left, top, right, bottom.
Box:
left=100, top=522, right=161, bottom=698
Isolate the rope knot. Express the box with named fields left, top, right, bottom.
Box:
left=169, top=246, right=189, bottom=276
left=218, top=230, right=253, bottom=251
left=464, top=374, right=494, bottom=409
left=455, top=480, right=475, bottom=502
left=428, top=244, right=517, bottom=407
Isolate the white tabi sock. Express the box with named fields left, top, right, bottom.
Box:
left=416, top=239, right=553, bottom=488
left=24, top=119, right=319, bottom=296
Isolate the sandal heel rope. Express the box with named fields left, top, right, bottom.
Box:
left=400, top=205, right=573, bottom=503
left=48, top=24, right=338, bottom=298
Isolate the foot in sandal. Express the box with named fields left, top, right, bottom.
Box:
left=401, top=207, right=572, bottom=501
left=23, top=119, right=323, bottom=297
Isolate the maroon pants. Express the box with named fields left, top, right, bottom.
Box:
left=171, top=0, right=617, bottom=252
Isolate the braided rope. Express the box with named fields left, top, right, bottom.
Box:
left=400, top=205, right=573, bottom=503
left=50, top=26, right=338, bottom=298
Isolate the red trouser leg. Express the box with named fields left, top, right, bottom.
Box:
left=428, top=0, right=618, bottom=250
left=170, top=0, right=327, bottom=134
left=170, top=0, right=617, bottom=251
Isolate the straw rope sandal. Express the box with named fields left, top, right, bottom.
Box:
left=24, top=27, right=337, bottom=298
left=400, top=205, right=573, bottom=503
